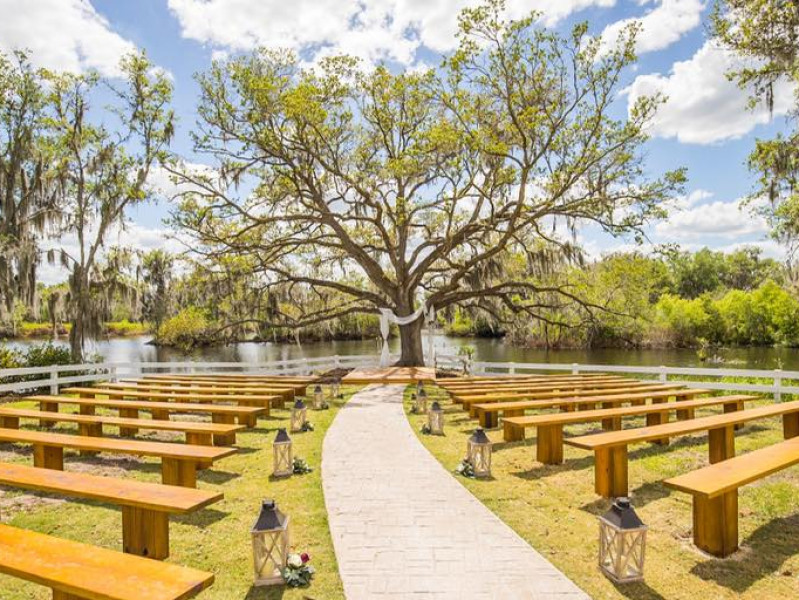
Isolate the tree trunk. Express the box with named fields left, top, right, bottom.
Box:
left=397, top=318, right=425, bottom=366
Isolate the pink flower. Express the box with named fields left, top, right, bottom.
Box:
left=301, top=552, right=310, bottom=564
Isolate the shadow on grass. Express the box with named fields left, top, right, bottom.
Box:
left=244, top=585, right=286, bottom=599
left=690, top=513, right=799, bottom=592
left=198, top=469, right=240, bottom=485
left=579, top=482, right=670, bottom=516
left=610, top=580, right=668, bottom=600
left=173, top=507, right=229, bottom=527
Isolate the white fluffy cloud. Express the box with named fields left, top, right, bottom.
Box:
left=167, top=0, right=615, bottom=66
left=654, top=194, right=769, bottom=241
left=601, top=0, right=704, bottom=55
left=627, top=41, right=795, bottom=144
left=0, top=0, right=137, bottom=76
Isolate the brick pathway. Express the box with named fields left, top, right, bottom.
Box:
left=322, top=384, right=590, bottom=599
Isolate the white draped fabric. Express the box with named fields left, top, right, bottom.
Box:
left=379, top=303, right=435, bottom=367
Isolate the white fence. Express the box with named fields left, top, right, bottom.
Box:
left=435, top=355, right=799, bottom=401
left=0, top=354, right=394, bottom=396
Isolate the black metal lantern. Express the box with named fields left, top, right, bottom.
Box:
left=414, top=388, right=429, bottom=413
left=416, top=380, right=424, bottom=395
left=598, top=497, right=647, bottom=583
left=427, top=401, right=444, bottom=435
left=272, top=428, right=293, bottom=478
left=290, top=399, right=307, bottom=432
left=251, top=499, right=289, bottom=586
left=467, top=427, right=492, bottom=478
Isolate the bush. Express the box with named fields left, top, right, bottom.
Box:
left=156, top=307, right=215, bottom=350
left=0, top=342, right=74, bottom=386
left=105, top=320, right=148, bottom=336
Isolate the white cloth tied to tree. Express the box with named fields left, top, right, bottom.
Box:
left=379, top=304, right=436, bottom=367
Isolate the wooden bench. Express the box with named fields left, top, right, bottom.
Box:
left=454, top=380, right=675, bottom=404
left=142, top=374, right=313, bottom=395
left=110, top=381, right=294, bottom=405
left=0, top=427, right=236, bottom=488
left=0, top=407, right=244, bottom=447
left=503, top=394, right=752, bottom=463
left=474, top=387, right=707, bottom=428
left=665, top=437, right=799, bottom=557
left=63, top=386, right=277, bottom=413
left=463, top=385, right=695, bottom=427
left=566, top=398, right=799, bottom=498
left=31, top=394, right=267, bottom=433
left=0, top=462, right=222, bottom=559
left=445, top=377, right=632, bottom=396
left=437, top=374, right=618, bottom=389
left=0, top=523, right=213, bottom=600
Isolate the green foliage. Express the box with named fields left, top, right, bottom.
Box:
left=156, top=307, right=214, bottom=350
left=0, top=342, right=74, bottom=385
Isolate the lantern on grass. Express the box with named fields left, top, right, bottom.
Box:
left=467, top=427, right=492, bottom=478
left=598, top=497, right=647, bottom=583
left=416, top=380, right=424, bottom=395
left=272, top=428, right=293, bottom=478
left=252, top=499, right=290, bottom=586
left=427, top=401, right=444, bottom=435
left=415, top=388, right=428, bottom=413
left=313, top=384, right=324, bottom=409
left=290, top=399, right=307, bottom=432
left=331, top=379, right=341, bottom=398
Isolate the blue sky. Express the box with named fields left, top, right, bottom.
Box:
left=0, top=0, right=793, bottom=282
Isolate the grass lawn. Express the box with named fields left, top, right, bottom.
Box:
left=0, top=386, right=357, bottom=600
left=407, top=385, right=799, bottom=600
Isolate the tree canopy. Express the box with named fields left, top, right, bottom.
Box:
left=171, top=0, right=684, bottom=364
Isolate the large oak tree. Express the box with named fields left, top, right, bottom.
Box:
left=172, top=1, right=684, bottom=365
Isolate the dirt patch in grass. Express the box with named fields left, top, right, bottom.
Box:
left=408, top=386, right=799, bottom=600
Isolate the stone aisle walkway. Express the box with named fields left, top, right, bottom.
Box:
left=322, top=384, right=590, bottom=600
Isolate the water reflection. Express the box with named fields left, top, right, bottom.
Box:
left=3, top=333, right=796, bottom=371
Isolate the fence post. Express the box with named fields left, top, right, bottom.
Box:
left=334, top=355, right=341, bottom=369
left=48, top=365, right=59, bottom=395
left=774, top=369, right=783, bottom=402
left=108, top=364, right=118, bottom=383
left=509, top=362, right=515, bottom=375
left=659, top=365, right=667, bottom=383
left=572, top=362, right=579, bottom=375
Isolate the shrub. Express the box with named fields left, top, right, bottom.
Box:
left=156, top=307, right=215, bottom=350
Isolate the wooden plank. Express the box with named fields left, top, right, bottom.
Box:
left=0, top=408, right=244, bottom=446
left=0, top=523, right=213, bottom=600
left=476, top=388, right=710, bottom=426
left=107, top=382, right=295, bottom=399
left=566, top=399, right=796, bottom=451
left=439, top=375, right=625, bottom=390
left=665, top=436, right=799, bottom=498
left=62, top=387, right=275, bottom=410
left=452, top=379, right=646, bottom=398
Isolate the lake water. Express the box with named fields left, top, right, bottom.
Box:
left=4, top=333, right=799, bottom=371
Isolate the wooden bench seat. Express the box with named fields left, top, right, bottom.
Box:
left=503, top=394, right=752, bottom=463
left=63, top=386, right=277, bottom=413
left=0, top=427, right=236, bottom=488
left=438, top=374, right=620, bottom=390
left=0, top=462, right=221, bottom=559
left=110, top=381, right=294, bottom=405
left=446, top=377, right=633, bottom=397
left=474, top=387, right=707, bottom=428
left=0, top=407, right=244, bottom=447
left=566, top=398, right=799, bottom=498
left=665, top=437, right=799, bottom=557
left=31, top=394, right=267, bottom=432
left=0, top=523, right=213, bottom=600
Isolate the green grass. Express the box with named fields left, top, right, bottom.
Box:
left=407, top=386, right=799, bottom=600
left=0, top=388, right=355, bottom=600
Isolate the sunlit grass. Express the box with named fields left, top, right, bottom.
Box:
left=408, top=385, right=799, bottom=600
left=0, top=387, right=355, bottom=600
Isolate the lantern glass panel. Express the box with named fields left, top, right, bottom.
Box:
left=313, top=385, right=323, bottom=409
left=428, top=402, right=444, bottom=434
left=272, top=429, right=293, bottom=477
left=252, top=501, right=290, bottom=586
left=290, top=401, right=307, bottom=432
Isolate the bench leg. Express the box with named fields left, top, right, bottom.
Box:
left=676, top=408, right=695, bottom=421
left=468, top=405, right=479, bottom=419
left=594, top=446, right=628, bottom=498
left=79, top=405, right=96, bottom=416
left=724, top=402, right=744, bottom=430
left=783, top=412, right=799, bottom=439
left=693, top=491, right=738, bottom=558
left=33, top=445, right=64, bottom=470
left=161, top=458, right=197, bottom=488
left=536, top=424, right=564, bottom=465
left=213, top=432, right=237, bottom=446
left=211, top=414, right=237, bottom=445
left=121, top=506, right=170, bottom=560
left=0, top=416, right=19, bottom=429
left=39, top=401, right=59, bottom=429
left=150, top=408, right=170, bottom=421
left=186, top=432, right=213, bottom=446
left=78, top=423, right=102, bottom=457
left=646, top=411, right=670, bottom=445
left=118, top=407, right=140, bottom=437
left=708, top=426, right=736, bottom=464
left=601, top=416, right=622, bottom=431
left=503, top=422, right=525, bottom=442
left=478, top=409, right=496, bottom=428
left=242, top=413, right=258, bottom=428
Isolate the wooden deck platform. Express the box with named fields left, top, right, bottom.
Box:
left=343, top=367, right=436, bottom=384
